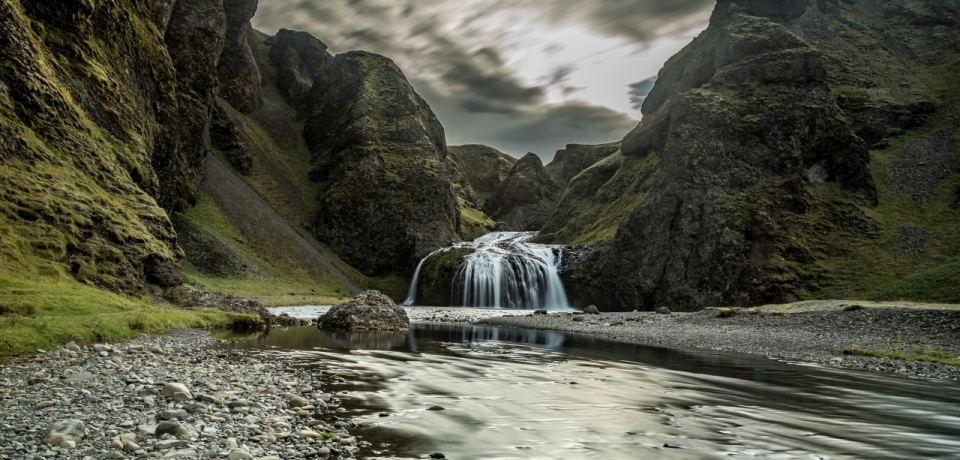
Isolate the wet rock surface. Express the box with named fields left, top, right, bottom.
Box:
left=0, top=330, right=368, bottom=459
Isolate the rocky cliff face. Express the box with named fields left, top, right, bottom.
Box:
left=268, top=29, right=332, bottom=114
left=217, top=0, right=262, bottom=114
left=558, top=0, right=960, bottom=310
left=302, top=51, right=460, bottom=276
left=546, top=143, right=621, bottom=187
left=0, top=0, right=244, bottom=292
left=445, top=145, right=515, bottom=239
left=483, top=153, right=561, bottom=231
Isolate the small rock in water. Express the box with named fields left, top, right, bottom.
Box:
left=430, top=453, right=447, bottom=459
left=583, top=305, right=600, bottom=315
left=656, top=307, right=672, bottom=315
left=533, top=309, right=547, bottom=315
left=427, top=406, right=445, bottom=411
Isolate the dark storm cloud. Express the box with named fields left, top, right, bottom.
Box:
left=628, top=76, right=658, bottom=110
left=252, top=0, right=710, bottom=158
left=415, top=79, right=636, bottom=160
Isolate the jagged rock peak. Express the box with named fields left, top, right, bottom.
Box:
left=484, top=153, right=561, bottom=232
left=268, top=28, right=333, bottom=111
left=217, top=0, right=263, bottom=114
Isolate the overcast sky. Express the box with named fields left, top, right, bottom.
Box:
left=252, top=0, right=713, bottom=161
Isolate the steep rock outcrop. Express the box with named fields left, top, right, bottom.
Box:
left=217, top=0, right=262, bottom=114
left=447, top=145, right=517, bottom=207
left=0, top=0, right=214, bottom=292
left=562, top=0, right=882, bottom=310
left=445, top=144, right=515, bottom=239
left=483, top=153, right=561, bottom=231
left=546, top=143, right=621, bottom=187
left=268, top=29, right=332, bottom=113
left=302, top=50, right=460, bottom=275
left=162, top=0, right=226, bottom=212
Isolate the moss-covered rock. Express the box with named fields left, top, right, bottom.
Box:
left=445, top=144, right=515, bottom=238
left=302, top=50, right=460, bottom=275
left=561, top=0, right=888, bottom=310
left=318, top=290, right=410, bottom=331
left=545, top=143, right=621, bottom=187
left=0, top=0, right=197, bottom=293
left=483, top=153, right=561, bottom=231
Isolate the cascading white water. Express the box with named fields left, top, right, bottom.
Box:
left=403, top=232, right=572, bottom=310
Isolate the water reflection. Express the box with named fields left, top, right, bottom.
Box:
left=222, top=324, right=960, bottom=459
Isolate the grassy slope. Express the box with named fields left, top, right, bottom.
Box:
left=809, top=19, right=960, bottom=303
left=541, top=152, right=660, bottom=245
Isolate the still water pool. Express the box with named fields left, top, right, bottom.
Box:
left=220, top=323, right=960, bottom=459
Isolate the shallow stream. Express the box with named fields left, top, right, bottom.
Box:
left=222, top=321, right=960, bottom=459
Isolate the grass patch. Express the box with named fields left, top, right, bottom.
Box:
left=458, top=197, right=495, bottom=240
left=864, top=260, right=960, bottom=303
left=839, top=345, right=960, bottom=367
left=0, top=274, right=253, bottom=358
left=716, top=307, right=738, bottom=318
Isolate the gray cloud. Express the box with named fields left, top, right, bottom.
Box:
left=628, top=76, right=658, bottom=110
left=251, top=0, right=710, bottom=158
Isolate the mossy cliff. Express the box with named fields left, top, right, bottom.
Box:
left=445, top=145, right=513, bottom=239
left=555, top=0, right=960, bottom=310
left=0, top=0, right=264, bottom=354
left=302, top=51, right=461, bottom=276
left=0, top=0, right=226, bottom=295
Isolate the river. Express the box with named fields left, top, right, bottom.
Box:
left=220, top=322, right=960, bottom=459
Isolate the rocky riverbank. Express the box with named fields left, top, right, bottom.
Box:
left=478, top=303, right=960, bottom=380
left=0, top=330, right=374, bottom=460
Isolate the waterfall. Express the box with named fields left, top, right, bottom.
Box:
left=403, top=232, right=572, bottom=310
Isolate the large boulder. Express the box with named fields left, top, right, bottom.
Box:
left=483, top=153, right=561, bottom=231
left=318, top=291, right=410, bottom=331
left=302, top=50, right=460, bottom=275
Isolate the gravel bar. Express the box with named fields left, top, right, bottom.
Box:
left=0, top=330, right=375, bottom=460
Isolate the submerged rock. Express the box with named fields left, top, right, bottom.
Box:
left=318, top=291, right=410, bottom=331
left=583, top=305, right=600, bottom=315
